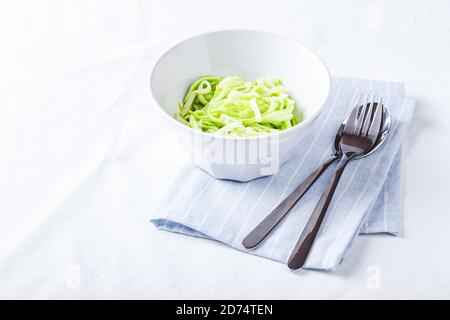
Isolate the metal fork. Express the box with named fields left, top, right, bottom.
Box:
left=287, top=95, right=384, bottom=270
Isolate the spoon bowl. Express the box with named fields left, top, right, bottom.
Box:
left=334, top=102, right=391, bottom=158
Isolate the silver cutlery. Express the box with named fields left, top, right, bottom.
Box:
left=243, top=96, right=391, bottom=251
left=287, top=95, right=388, bottom=270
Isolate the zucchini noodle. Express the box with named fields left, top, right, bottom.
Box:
left=175, top=76, right=302, bottom=137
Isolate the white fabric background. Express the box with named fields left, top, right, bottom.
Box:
left=0, top=0, right=449, bottom=299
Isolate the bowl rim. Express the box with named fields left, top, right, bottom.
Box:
left=150, top=29, right=331, bottom=141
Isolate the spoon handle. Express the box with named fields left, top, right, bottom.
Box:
left=242, top=155, right=338, bottom=249
left=287, top=155, right=352, bottom=270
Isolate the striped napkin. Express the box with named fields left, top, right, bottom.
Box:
left=151, top=77, right=416, bottom=270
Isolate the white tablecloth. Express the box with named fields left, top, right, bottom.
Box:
left=0, top=0, right=449, bottom=299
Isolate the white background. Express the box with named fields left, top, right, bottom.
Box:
left=0, top=0, right=449, bottom=299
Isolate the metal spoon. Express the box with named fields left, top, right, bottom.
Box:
left=242, top=99, right=391, bottom=250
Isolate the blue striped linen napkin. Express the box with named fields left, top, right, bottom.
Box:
left=151, top=77, right=416, bottom=271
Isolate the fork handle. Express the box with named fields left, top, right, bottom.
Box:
left=242, top=155, right=338, bottom=249
left=287, top=154, right=352, bottom=270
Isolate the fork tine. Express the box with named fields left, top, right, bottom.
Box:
left=367, top=98, right=383, bottom=141
left=354, top=95, right=369, bottom=134
left=343, top=94, right=363, bottom=134
left=361, top=95, right=376, bottom=136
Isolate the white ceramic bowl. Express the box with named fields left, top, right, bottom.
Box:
left=151, top=30, right=331, bottom=181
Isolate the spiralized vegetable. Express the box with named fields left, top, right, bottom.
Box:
left=174, top=76, right=302, bottom=137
